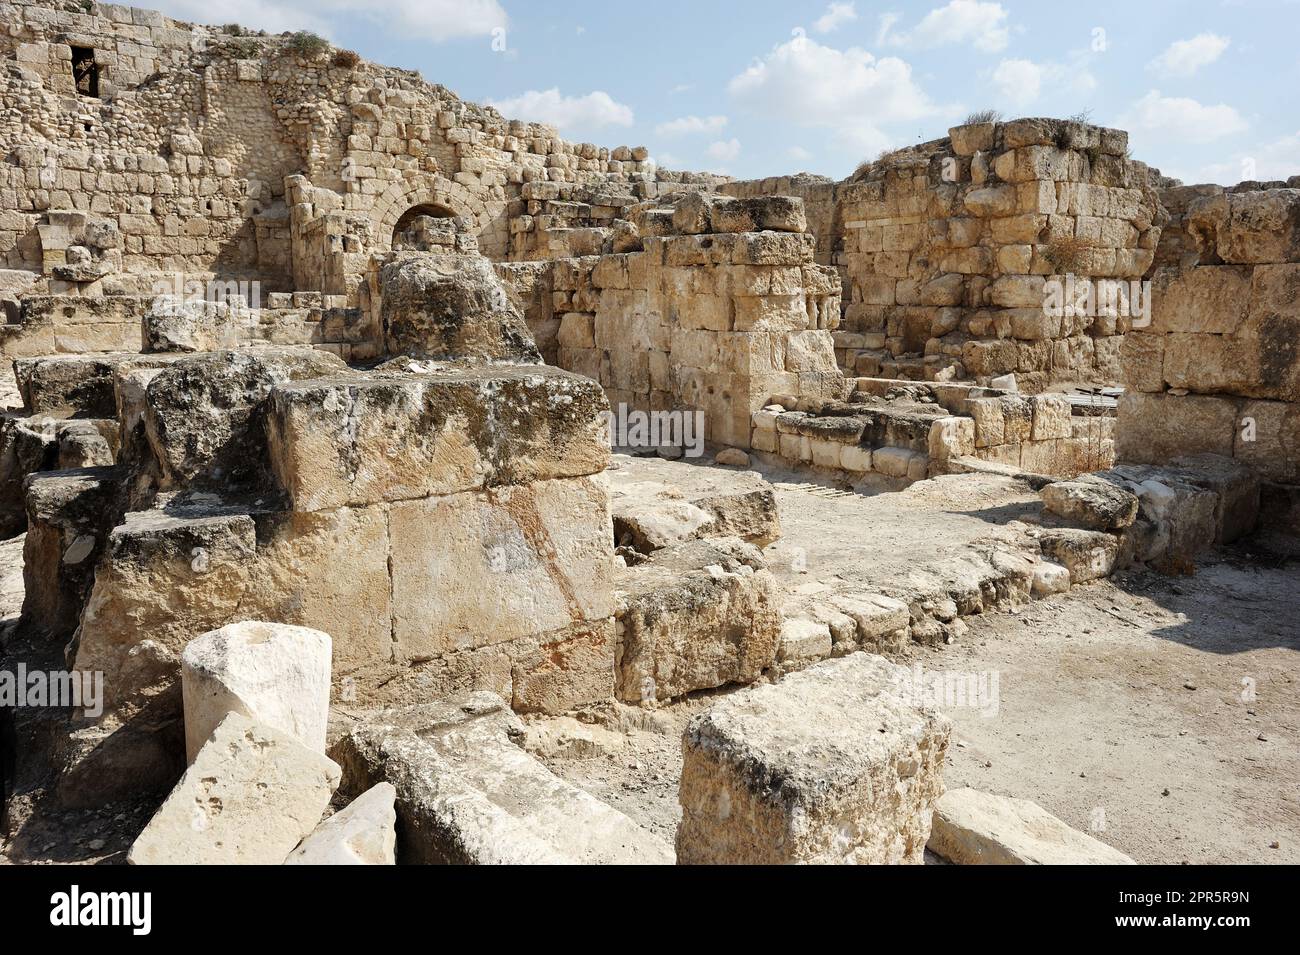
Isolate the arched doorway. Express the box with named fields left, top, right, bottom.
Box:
left=391, top=203, right=459, bottom=251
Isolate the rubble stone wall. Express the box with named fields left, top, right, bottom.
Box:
left=1119, top=186, right=1300, bottom=486
left=0, top=0, right=721, bottom=356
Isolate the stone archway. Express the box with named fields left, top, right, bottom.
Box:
left=370, top=177, right=485, bottom=255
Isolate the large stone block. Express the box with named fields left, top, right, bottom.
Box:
left=267, top=365, right=609, bottom=510
left=75, top=506, right=260, bottom=716
left=129, top=712, right=340, bottom=865
left=615, top=537, right=780, bottom=703
left=379, top=252, right=543, bottom=363
left=1215, top=189, right=1300, bottom=264
left=143, top=348, right=347, bottom=493
left=142, top=296, right=248, bottom=353
left=389, top=475, right=614, bottom=662
left=14, top=353, right=177, bottom=418
left=1116, top=392, right=1237, bottom=464
left=181, top=621, right=332, bottom=763
left=1149, top=265, right=1251, bottom=335
left=676, top=653, right=951, bottom=864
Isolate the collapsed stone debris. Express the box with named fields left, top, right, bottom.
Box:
left=0, top=0, right=1296, bottom=868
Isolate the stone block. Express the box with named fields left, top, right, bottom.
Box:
left=615, top=538, right=780, bottom=703
left=676, top=653, right=950, bottom=864
left=268, top=365, right=609, bottom=511
left=929, top=788, right=1135, bottom=864
left=1037, top=528, right=1119, bottom=582
left=389, top=475, right=614, bottom=663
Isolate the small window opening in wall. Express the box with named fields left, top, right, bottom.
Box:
left=71, top=46, right=99, bottom=98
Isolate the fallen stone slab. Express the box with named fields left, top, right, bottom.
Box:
left=330, top=693, right=672, bottom=865
left=676, top=653, right=951, bottom=864
left=181, top=620, right=332, bottom=762
left=928, top=787, right=1136, bottom=864
left=1040, top=478, right=1138, bottom=530
left=285, top=782, right=397, bottom=865
left=610, top=472, right=781, bottom=553
left=129, top=712, right=340, bottom=865
left=615, top=537, right=781, bottom=703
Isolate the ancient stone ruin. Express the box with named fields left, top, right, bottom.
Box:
left=0, top=0, right=1296, bottom=869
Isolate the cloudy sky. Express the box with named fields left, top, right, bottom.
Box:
left=151, top=0, right=1298, bottom=184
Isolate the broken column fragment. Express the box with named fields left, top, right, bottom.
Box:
left=285, top=783, right=398, bottom=865
left=180, top=620, right=332, bottom=762
left=676, top=653, right=951, bottom=864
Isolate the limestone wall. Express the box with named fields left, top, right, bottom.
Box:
left=724, top=120, right=1163, bottom=393
left=1118, top=186, right=1300, bottom=485
left=0, top=0, right=720, bottom=345
left=544, top=194, right=843, bottom=449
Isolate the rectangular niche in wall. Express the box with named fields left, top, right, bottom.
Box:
left=71, top=46, right=99, bottom=98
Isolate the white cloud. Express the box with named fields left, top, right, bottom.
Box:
left=729, top=34, right=945, bottom=128
left=814, top=2, right=857, bottom=33
left=706, top=138, right=742, bottom=162
left=890, top=1, right=1010, bottom=53
left=1120, top=90, right=1247, bottom=144
left=788, top=145, right=814, bottom=161
left=831, top=124, right=894, bottom=160
left=654, top=115, right=728, bottom=137
left=1148, top=33, right=1230, bottom=77
left=487, top=88, right=634, bottom=129
left=991, top=59, right=1041, bottom=107
left=1185, top=130, right=1300, bottom=185
left=989, top=55, right=1096, bottom=109
left=151, top=0, right=508, bottom=43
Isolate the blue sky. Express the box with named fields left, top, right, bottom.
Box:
left=152, top=0, right=1299, bottom=185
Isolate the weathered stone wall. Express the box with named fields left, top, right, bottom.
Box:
left=545, top=194, right=844, bottom=449
left=0, top=0, right=722, bottom=357
left=717, top=174, right=838, bottom=266
left=723, top=120, right=1163, bottom=393
left=1119, top=186, right=1300, bottom=486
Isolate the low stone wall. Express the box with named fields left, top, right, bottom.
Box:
left=750, top=378, right=1114, bottom=487
left=0, top=292, right=371, bottom=359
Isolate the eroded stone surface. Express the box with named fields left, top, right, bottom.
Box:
left=677, top=653, right=951, bottom=864
left=129, top=712, right=340, bottom=866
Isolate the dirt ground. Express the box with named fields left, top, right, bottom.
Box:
left=535, top=456, right=1300, bottom=864
left=540, top=555, right=1299, bottom=864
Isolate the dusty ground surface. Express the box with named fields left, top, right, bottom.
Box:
left=539, top=554, right=1299, bottom=864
